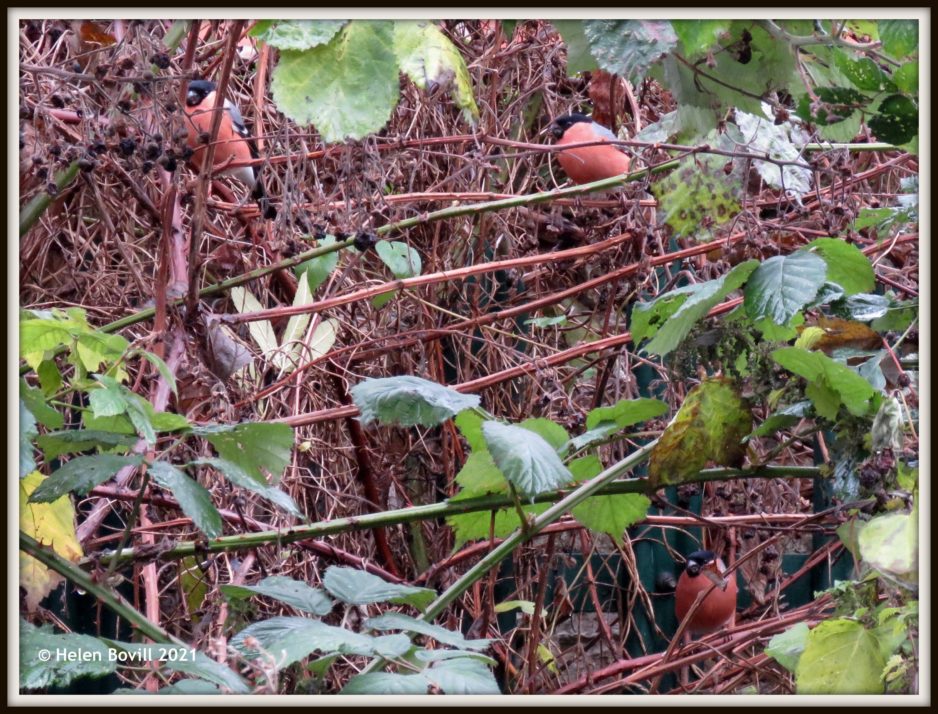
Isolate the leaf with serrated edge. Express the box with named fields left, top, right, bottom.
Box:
left=744, top=251, right=828, bottom=325
left=272, top=21, right=399, bottom=143
left=482, top=421, right=572, bottom=498
left=323, top=566, right=436, bottom=611
left=148, top=462, right=223, bottom=539
left=221, top=575, right=333, bottom=616
left=351, top=375, right=480, bottom=427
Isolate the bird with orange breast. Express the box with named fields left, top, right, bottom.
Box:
left=674, top=549, right=738, bottom=637
left=183, top=79, right=276, bottom=219
left=550, top=113, right=632, bottom=185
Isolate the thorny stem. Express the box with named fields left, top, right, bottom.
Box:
left=90, top=464, right=820, bottom=566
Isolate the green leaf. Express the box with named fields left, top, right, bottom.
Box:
left=493, top=600, right=536, bottom=615
left=743, top=251, right=828, bottom=325
left=570, top=455, right=650, bottom=544
left=873, top=605, right=912, bottom=660
left=649, top=377, right=751, bottom=488
left=868, top=94, right=918, bottom=145
left=568, top=423, right=621, bottom=451
left=150, top=410, right=191, bottom=432
left=20, top=620, right=116, bottom=690
left=526, top=315, right=569, bottom=328
left=351, top=375, right=480, bottom=427
left=552, top=20, right=596, bottom=75
left=671, top=20, right=729, bottom=58
left=837, top=293, right=890, bottom=322
left=651, top=152, right=743, bottom=240
left=75, top=332, right=129, bottom=373
left=642, top=261, right=759, bottom=356
left=148, top=462, right=223, bottom=539
left=117, top=680, right=220, bottom=695
left=365, top=612, right=491, bottom=650
left=322, top=566, right=436, bottom=611
left=392, top=21, right=479, bottom=121
left=859, top=512, right=917, bottom=577
left=518, top=418, right=569, bottom=451
left=879, top=20, right=918, bottom=60
left=871, top=300, right=918, bottom=333
left=892, top=62, right=918, bottom=94
left=584, top=20, right=677, bottom=82
left=634, top=110, right=680, bottom=144
left=124, top=394, right=157, bottom=445
left=193, top=458, right=301, bottom=518
left=795, top=619, right=885, bottom=694
left=19, top=319, right=73, bottom=354
left=836, top=519, right=863, bottom=561
left=231, top=616, right=381, bottom=667
left=454, top=409, right=485, bottom=451
left=20, top=380, right=64, bottom=428
left=454, top=450, right=507, bottom=494
left=296, top=235, right=340, bottom=293
left=749, top=412, right=800, bottom=439
left=446, top=496, right=548, bottom=547
left=271, top=21, right=399, bottom=143
left=194, top=422, right=293, bottom=486
left=29, top=454, right=143, bottom=502
left=423, top=657, right=501, bottom=694
left=88, top=379, right=128, bottom=417
left=629, top=289, right=689, bottom=346
left=341, top=671, right=430, bottom=694
left=221, top=575, right=334, bottom=616
left=375, top=240, right=422, bottom=278
left=570, top=399, right=667, bottom=451
left=482, top=421, right=572, bottom=499
left=854, top=206, right=901, bottom=232
left=796, top=86, right=867, bottom=126
left=834, top=50, right=889, bottom=92
left=654, top=23, right=794, bottom=137
left=766, top=622, right=810, bottom=672
left=20, top=400, right=38, bottom=477
left=896, top=461, right=918, bottom=493
left=585, top=398, right=668, bottom=430
left=250, top=19, right=346, bottom=50
left=771, top=347, right=877, bottom=418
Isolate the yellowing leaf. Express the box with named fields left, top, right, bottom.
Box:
left=393, top=21, right=479, bottom=122
left=649, top=377, right=751, bottom=488
left=19, top=471, right=83, bottom=611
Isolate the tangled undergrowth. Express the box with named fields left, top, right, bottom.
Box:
left=19, top=19, right=919, bottom=695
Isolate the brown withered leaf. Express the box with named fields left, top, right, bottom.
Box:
left=79, top=21, right=116, bottom=48
left=812, top=316, right=882, bottom=353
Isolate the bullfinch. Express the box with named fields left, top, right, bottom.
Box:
left=674, top=550, right=738, bottom=637
left=550, top=113, right=632, bottom=185
left=184, top=79, right=276, bottom=219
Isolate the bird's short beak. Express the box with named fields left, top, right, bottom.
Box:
left=703, top=568, right=728, bottom=591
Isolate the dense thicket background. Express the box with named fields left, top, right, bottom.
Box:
left=19, top=18, right=920, bottom=696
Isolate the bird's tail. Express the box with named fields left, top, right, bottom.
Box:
left=251, top=174, right=277, bottom=220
